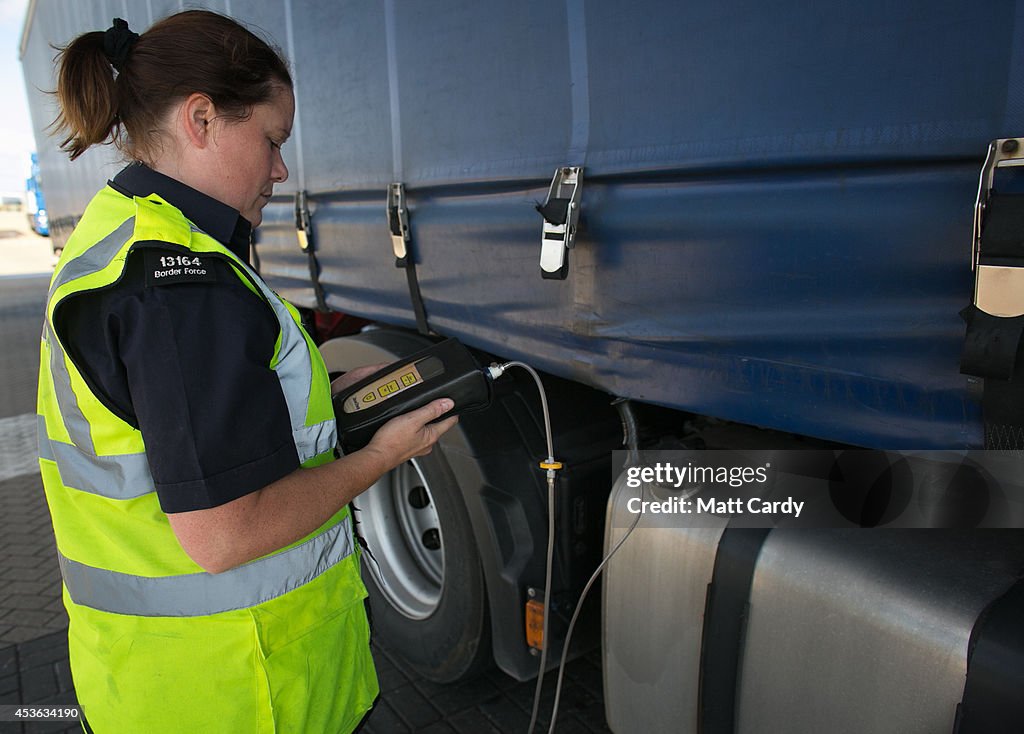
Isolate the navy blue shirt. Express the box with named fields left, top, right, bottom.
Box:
left=54, top=163, right=299, bottom=513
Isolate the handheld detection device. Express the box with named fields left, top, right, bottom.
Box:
left=334, top=338, right=493, bottom=452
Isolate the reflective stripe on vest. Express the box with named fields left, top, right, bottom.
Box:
left=47, top=218, right=136, bottom=305
left=44, top=322, right=95, bottom=454
left=45, top=218, right=137, bottom=455
left=59, top=513, right=355, bottom=617
left=37, top=415, right=154, bottom=500
left=181, top=221, right=336, bottom=463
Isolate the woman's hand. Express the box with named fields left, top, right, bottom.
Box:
left=362, top=398, right=459, bottom=470
left=333, top=365, right=459, bottom=469
left=331, top=362, right=390, bottom=395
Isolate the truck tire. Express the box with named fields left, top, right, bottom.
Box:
left=356, top=447, right=491, bottom=683
left=320, top=332, right=492, bottom=683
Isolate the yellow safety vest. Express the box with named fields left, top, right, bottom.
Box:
left=37, top=187, right=378, bottom=733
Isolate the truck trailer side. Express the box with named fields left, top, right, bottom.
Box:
left=21, top=1, right=1024, bottom=731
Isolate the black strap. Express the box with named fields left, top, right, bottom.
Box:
left=978, top=191, right=1024, bottom=262
left=399, top=254, right=430, bottom=335
left=960, top=306, right=1024, bottom=381
left=307, top=248, right=329, bottom=313
left=389, top=185, right=430, bottom=335
left=954, top=575, right=1024, bottom=733
left=960, top=191, right=1024, bottom=449
left=295, top=192, right=329, bottom=312
left=982, top=372, right=1024, bottom=449
left=960, top=304, right=1024, bottom=447
left=536, top=198, right=571, bottom=225
left=698, top=528, right=771, bottom=734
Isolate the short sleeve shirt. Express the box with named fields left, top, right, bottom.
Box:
left=54, top=163, right=300, bottom=513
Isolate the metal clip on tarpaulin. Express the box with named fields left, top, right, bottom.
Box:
left=295, top=190, right=329, bottom=312
left=961, top=137, right=1024, bottom=448
left=972, top=139, right=1024, bottom=317
left=387, top=183, right=429, bottom=335
left=537, top=167, right=583, bottom=280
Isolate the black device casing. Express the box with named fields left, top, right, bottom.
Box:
left=334, top=338, right=493, bottom=453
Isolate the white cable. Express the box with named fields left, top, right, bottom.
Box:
left=545, top=480, right=646, bottom=734
left=490, top=362, right=557, bottom=734
left=494, top=362, right=554, bottom=461
left=491, top=362, right=643, bottom=733
left=528, top=468, right=558, bottom=734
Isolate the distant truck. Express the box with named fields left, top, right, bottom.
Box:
left=21, top=2, right=1024, bottom=732
left=24, top=153, right=48, bottom=236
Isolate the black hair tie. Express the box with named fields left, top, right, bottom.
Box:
left=103, top=18, right=139, bottom=72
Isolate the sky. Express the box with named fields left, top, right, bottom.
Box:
left=0, top=0, right=37, bottom=198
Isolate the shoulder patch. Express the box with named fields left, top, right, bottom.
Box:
left=144, top=250, right=218, bottom=287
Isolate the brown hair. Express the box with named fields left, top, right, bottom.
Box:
left=52, top=10, right=292, bottom=161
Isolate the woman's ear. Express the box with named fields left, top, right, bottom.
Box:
left=180, top=92, right=216, bottom=149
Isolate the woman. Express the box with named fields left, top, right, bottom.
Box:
left=38, top=11, right=456, bottom=733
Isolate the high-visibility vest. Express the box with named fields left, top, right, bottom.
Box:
left=37, top=187, right=378, bottom=733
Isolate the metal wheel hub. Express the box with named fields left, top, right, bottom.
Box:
left=356, top=459, right=444, bottom=620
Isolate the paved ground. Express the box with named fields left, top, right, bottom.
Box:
left=0, top=213, right=613, bottom=733
left=0, top=211, right=56, bottom=279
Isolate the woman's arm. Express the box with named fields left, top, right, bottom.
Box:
left=167, top=397, right=457, bottom=574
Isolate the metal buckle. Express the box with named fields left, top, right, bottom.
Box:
left=973, top=138, right=1024, bottom=316
left=387, top=183, right=410, bottom=265
left=295, top=190, right=312, bottom=252
left=538, top=167, right=583, bottom=279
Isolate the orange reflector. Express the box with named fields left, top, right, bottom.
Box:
left=525, top=598, right=545, bottom=650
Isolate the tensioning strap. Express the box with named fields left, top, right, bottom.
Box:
left=387, top=183, right=430, bottom=335
left=961, top=191, right=1024, bottom=448
left=399, top=253, right=429, bottom=336
left=295, top=191, right=329, bottom=312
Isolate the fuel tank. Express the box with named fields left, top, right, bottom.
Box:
left=602, top=467, right=1024, bottom=733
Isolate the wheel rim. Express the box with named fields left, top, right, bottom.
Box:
left=357, top=459, right=445, bottom=620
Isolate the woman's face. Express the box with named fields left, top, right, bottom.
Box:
left=206, top=85, right=294, bottom=228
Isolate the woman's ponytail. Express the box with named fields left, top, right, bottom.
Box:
left=52, top=31, right=120, bottom=161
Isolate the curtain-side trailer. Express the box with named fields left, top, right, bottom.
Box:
left=21, top=1, right=1024, bottom=731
